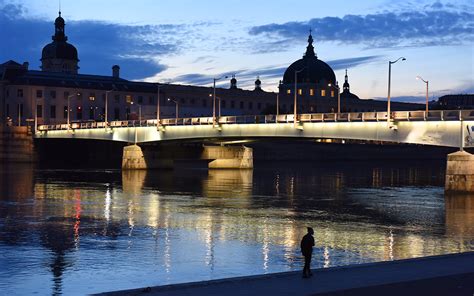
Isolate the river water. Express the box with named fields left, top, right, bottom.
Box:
left=0, top=161, right=473, bottom=295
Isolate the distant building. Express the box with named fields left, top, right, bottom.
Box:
left=436, top=94, right=474, bottom=110
left=1, top=13, right=422, bottom=126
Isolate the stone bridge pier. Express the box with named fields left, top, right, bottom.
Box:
left=445, top=150, right=474, bottom=193
left=122, top=144, right=253, bottom=170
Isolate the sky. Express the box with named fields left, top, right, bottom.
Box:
left=0, top=0, right=473, bottom=103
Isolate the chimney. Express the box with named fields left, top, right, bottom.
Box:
left=112, top=65, right=120, bottom=78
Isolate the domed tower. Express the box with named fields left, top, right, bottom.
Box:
left=230, top=75, right=237, bottom=89
left=279, top=30, right=337, bottom=111
left=41, top=11, right=79, bottom=74
left=254, top=76, right=262, bottom=91
left=340, top=69, right=360, bottom=100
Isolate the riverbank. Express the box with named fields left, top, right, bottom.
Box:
left=98, top=252, right=474, bottom=296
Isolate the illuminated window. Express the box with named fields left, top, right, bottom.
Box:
left=331, top=91, right=335, bottom=97
left=321, top=90, right=326, bottom=97
left=309, top=89, right=314, bottom=96
left=287, top=89, right=291, bottom=94
left=298, top=89, right=302, bottom=95
left=125, top=95, right=132, bottom=103
left=89, top=93, right=96, bottom=101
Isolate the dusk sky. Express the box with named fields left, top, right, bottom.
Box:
left=1, top=0, right=473, bottom=102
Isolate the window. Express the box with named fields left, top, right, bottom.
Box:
left=125, top=107, right=130, bottom=120
left=125, top=95, right=132, bottom=104
left=138, top=96, right=143, bottom=104
left=331, top=91, right=335, bottom=97
left=36, top=90, right=43, bottom=98
left=115, top=94, right=120, bottom=103
left=50, top=90, right=56, bottom=99
left=248, top=102, right=253, bottom=109
left=50, top=105, right=56, bottom=118
left=89, top=93, right=96, bottom=101
left=202, top=99, right=207, bottom=107
left=190, top=98, right=195, bottom=105
left=17, top=89, right=23, bottom=97
left=36, top=105, right=43, bottom=118
left=222, top=100, right=226, bottom=108
left=231, top=101, right=235, bottom=108
left=287, top=89, right=291, bottom=94
left=64, top=91, right=69, bottom=100
left=63, top=106, right=68, bottom=119
left=114, top=108, right=120, bottom=120
left=89, top=107, right=94, bottom=119
left=298, top=89, right=302, bottom=95
left=321, top=90, right=326, bottom=97
left=257, top=102, right=261, bottom=110
left=149, top=96, right=154, bottom=104
left=309, top=89, right=314, bottom=96
left=240, top=101, right=244, bottom=109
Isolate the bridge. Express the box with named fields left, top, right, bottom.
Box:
left=36, top=110, right=474, bottom=148
left=34, top=110, right=474, bottom=193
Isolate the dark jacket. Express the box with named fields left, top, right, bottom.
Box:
left=300, top=233, right=315, bottom=256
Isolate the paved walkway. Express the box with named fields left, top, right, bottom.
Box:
left=97, top=252, right=474, bottom=296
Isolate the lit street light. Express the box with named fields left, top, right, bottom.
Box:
left=387, top=57, right=406, bottom=122
left=294, top=68, right=305, bottom=127
left=212, top=76, right=228, bottom=127
left=328, top=82, right=341, bottom=116
left=67, top=92, right=80, bottom=130
left=104, top=89, right=114, bottom=126
left=167, top=98, right=179, bottom=123
left=416, top=76, right=429, bottom=113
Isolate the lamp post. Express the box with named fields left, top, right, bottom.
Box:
left=104, top=89, right=114, bottom=126
left=276, top=93, right=279, bottom=116
left=212, top=76, right=228, bottom=127
left=208, top=94, right=222, bottom=117
left=67, top=92, right=79, bottom=130
left=294, top=68, right=305, bottom=127
left=416, top=76, right=429, bottom=113
left=167, top=98, right=179, bottom=123
left=328, top=82, right=340, bottom=115
left=387, top=57, right=406, bottom=122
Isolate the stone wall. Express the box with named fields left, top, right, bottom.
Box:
left=0, top=126, right=35, bottom=162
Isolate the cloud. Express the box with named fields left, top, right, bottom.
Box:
left=249, top=3, right=474, bottom=49
left=0, top=1, right=183, bottom=79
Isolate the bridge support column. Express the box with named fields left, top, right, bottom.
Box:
left=445, top=151, right=474, bottom=193
left=203, top=145, right=253, bottom=169
left=122, top=144, right=174, bottom=170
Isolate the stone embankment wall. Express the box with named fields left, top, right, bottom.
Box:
left=0, top=126, right=36, bottom=162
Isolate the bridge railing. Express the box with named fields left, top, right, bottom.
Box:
left=36, top=110, right=474, bottom=131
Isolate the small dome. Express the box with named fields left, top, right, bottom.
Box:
left=41, top=41, right=78, bottom=61
left=255, top=78, right=261, bottom=86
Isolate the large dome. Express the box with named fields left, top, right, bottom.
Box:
left=282, top=33, right=335, bottom=85
left=283, top=57, right=335, bottom=85
left=41, top=41, right=78, bottom=61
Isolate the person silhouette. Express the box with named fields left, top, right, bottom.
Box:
left=300, top=227, right=315, bottom=278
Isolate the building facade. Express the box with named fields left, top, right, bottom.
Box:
left=1, top=13, right=423, bottom=127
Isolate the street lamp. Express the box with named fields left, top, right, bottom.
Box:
left=209, top=94, right=222, bottom=117
left=328, top=82, right=340, bottom=115
left=104, top=89, right=114, bottom=126
left=67, top=92, right=80, bottom=130
left=416, top=76, right=429, bottom=113
left=167, top=98, right=179, bottom=123
left=212, top=76, right=228, bottom=127
left=156, top=82, right=171, bottom=129
left=387, top=57, right=406, bottom=122
left=294, top=68, right=305, bottom=127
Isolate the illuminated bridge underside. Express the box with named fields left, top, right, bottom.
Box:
left=36, top=121, right=474, bottom=148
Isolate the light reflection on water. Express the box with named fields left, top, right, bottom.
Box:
left=0, top=162, right=473, bottom=295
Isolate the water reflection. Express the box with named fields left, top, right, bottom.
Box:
left=0, top=161, right=473, bottom=295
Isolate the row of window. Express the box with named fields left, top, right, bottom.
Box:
left=286, top=88, right=335, bottom=97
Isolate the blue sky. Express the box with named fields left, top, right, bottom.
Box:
left=1, top=0, right=473, bottom=102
